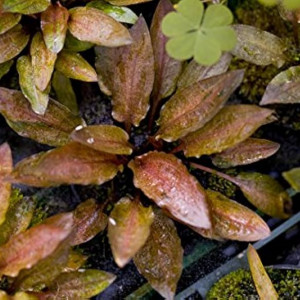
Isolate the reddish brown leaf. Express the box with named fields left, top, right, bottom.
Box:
left=108, top=197, right=154, bottom=267
left=0, top=143, right=12, bottom=226
left=0, top=213, right=73, bottom=277
left=71, top=125, right=133, bottom=155
left=70, top=199, right=108, bottom=246
left=68, top=6, right=132, bottom=47
left=134, top=210, right=183, bottom=300
left=0, top=12, right=21, bottom=35
left=55, top=50, right=97, bottom=82
left=45, top=270, right=116, bottom=299
left=156, top=70, right=244, bottom=142
left=177, top=53, right=232, bottom=90
left=212, top=138, right=280, bottom=168
left=150, top=0, right=183, bottom=113
left=41, top=3, right=69, bottom=53
left=0, top=88, right=85, bottom=147
left=260, top=66, right=300, bottom=105
left=181, top=105, right=275, bottom=158
left=30, top=32, right=57, bottom=92
left=95, top=16, right=154, bottom=127
left=10, top=142, right=123, bottom=187
left=247, top=245, right=279, bottom=300
left=16, top=55, right=49, bottom=115
left=128, top=151, right=211, bottom=229
left=236, top=172, right=292, bottom=219
left=0, top=24, right=29, bottom=64
left=193, top=190, right=270, bottom=241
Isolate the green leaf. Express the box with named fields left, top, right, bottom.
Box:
left=71, top=125, right=133, bottom=155
left=10, top=142, right=123, bottom=187
left=106, top=0, right=152, bottom=5
left=68, top=6, right=132, bottom=47
left=177, top=53, right=232, bottom=90
left=202, top=4, right=233, bottom=27
left=283, top=0, right=300, bottom=10
left=282, top=167, right=300, bottom=192
left=0, top=196, right=35, bottom=245
left=41, top=3, right=69, bottom=53
left=0, top=60, right=14, bottom=80
left=0, top=88, right=85, bottom=147
left=0, top=24, right=29, bottom=64
left=134, top=210, right=183, bottom=300
left=52, top=70, right=78, bottom=114
left=108, top=197, right=154, bottom=267
left=87, top=0, right=138, bottom=24
left=0, top=12, right=21, bottom=34
left=30, top=32, right=57, bottom=92
left=55, top=50, right=97, bottom=82
left=212, top=138, right=280, bottom=168
left=0, top=143, right=12, bottom=226
left=17, top=55, right=50, bottom=115
left=70, top=199, right=108, bottom=246
left=95, top=16, right=154, bottom=127
left=247, top=245, right=279, bottom=300
left=156, top=70, right=244, bottom=142
left=236, top=172, right=292, bottom=219
left=2, top=0, right=51, bottom=14
left=231, top=24, right=286, bottom=68
left=0, top=213, right=73, bottom=277
left=181, top=105, right=275, bottom=158
left=64, top=32, right=94, bottom=52
left=260, top=66, right=300, bottom=105
left=128, top=151, right=211, bottom=229
left=45, top=270, right=116, bottom=299
left=150, top=0, right=184, bottom=106
left=177, top=0, right=203, bottom=27
left=194, top=190, right=270, bottom=241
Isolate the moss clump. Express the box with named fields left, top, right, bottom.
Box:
left=207, top=268, right=300, bottom=299
left=9, top=188, right=23, bottom=207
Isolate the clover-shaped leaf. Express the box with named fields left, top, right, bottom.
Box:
left=162, top=0, right=236, bottom=66
left=258, top=0, right=300, bottom=10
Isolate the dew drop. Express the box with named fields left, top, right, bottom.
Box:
left=87, top=137, right=94, bottom=144
left=75, top=125, right=84, bottom=131
left=109, top=217, right=117, bottom=226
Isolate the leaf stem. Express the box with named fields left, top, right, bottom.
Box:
left=189, top=162, right=241, bottom=186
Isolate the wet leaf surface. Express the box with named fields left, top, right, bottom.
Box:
left=156, top=70, right=244, bottom=142
left=41, top=3, right=69, bottom=53
left=0, top=88, right=85, bottom=146
left=108, top=197, right=154, bottom=267
left=0, top=213, right=73, bottom=277
left=70, top=198, right=108, bottom=246
left=0, top=12, right=21, bottom=35
left=1, top=0, right=50, bottom=14
left=231, top=24, right=286, bottom=67
left=63, top=250, right=87, bottom=272
left=236, top=172, right=292, bottom=219
left=282, top=167, right=300, bottom=192
left=45, top=269, right=116, bottom=299
left=55, top=50, right=97, bottom=82
left=150, top=0, right=183, bottom=108
left=0, top=196, right=35, bottom=245
left=247, top=245, right=279, bottom=300
left=52, top=70, right=78, bottom=114
left=68, top=6, right=132, bottom=47
left=195, top=190, right=270, bottom=241
left=96, top=16, right=154, bottom=127
left=0, top=60, right=14, bottom=80
left=181, top=105, right=275, bottom=158
left=128, top=151, right=211, bottom=228
left=0, top=143, right=12, bottom=226
left=10, top=142, right=123, bottom=187
left=0, top=25, right=29, bottom=64
left=71, top=125, right=133, bottom=155
left=134, top=210, right=183, bottom=300
left=30, top=32, right=57, bottom=92
left=212, top=138, right=280, bottom=168
left=260, top=66, right=300, bottom=105
left=177, top=53, right=232, bottom=90
left=17, top=55, right=49, bottom=115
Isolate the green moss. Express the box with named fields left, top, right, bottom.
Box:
left=208, top=170, right=237, bottom=198
left=9, top=188, right=23, bottom=207
left=207, top=268, right=300, bottom=299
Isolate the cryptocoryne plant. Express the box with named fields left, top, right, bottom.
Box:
left=0, top=0, right=298, bottom=299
